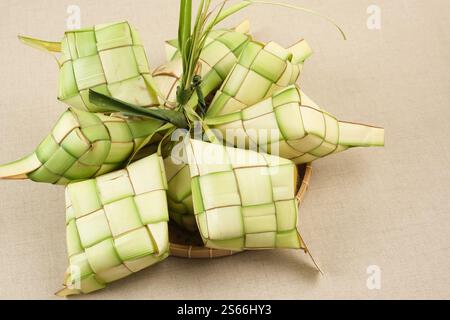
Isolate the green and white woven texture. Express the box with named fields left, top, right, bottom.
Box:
left=0, top=9, right=385, bottom=297
left=59, top=154, right=169, bottom=296
left=20, top=21, right=160, bottom=112
left=164, top=156, right=197, bottom=232
left=0, top=108, right=162, bottom=184
left=185, top=138, right=304, bottom=251
left=206, top=85, right=384, bottom=164
left=153, top=23, right=252, bottom=108
left=206, top=39, right=312, bottom=117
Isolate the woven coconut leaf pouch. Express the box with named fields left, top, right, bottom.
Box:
left=59, top=153, right=169, bottom=296
left=0, top=0, right=385, bottom=297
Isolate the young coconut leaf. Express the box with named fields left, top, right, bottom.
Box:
left=206, top=39, right=313, bottom=117
left=57, top=153, right=169, bottom=296
left=184, top=138, right=305, bottom=251
left=165, top=21, right=251, bottom=61
left=206, top=85, right=385, bottom=164
left=247, top=0, right=346, bottom=40
left=204, top=1, right=252, bottom=30
left=203, top=0, right=345, bottom=40
left=19, top=21, right=162, bottom=112
left=178, top=0, right=193, bottom=59
left=0, top=108, right=164, bottom=185
left=89, top=89, right=188, bottom=129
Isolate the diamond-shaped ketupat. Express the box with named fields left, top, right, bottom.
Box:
left=58, top=21, right=160, bottom=111
left=20, top=21, right=160, bottom=112
left=206, top=39, right=312, bottom=117
left=185, top=138, right=304, bottom=251
left=0, top=108, right=163, bottom=185
left=206, top=85, right=385, bottom=164
left=57, top=153, right=169, bottom=296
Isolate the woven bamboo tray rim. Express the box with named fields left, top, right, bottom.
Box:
left=168, top=162, right=313, bottom=259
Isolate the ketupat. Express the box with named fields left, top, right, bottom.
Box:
left=58, top=153, right=169, bottom=296
left=0, top=108, right=163, bottom=184
left=185, top=138, right=305, bottom=251
left=153, top=22, right=252, bottom=108
left=0, top=0, right=387, bottom=297
left=20, top=21, right=161, bottom=112
left=206, top=85, right=384, bottom=164
left=206, top=39, right=312, bottom=117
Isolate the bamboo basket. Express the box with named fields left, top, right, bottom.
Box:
left=168, top=162, right=312, bottom=258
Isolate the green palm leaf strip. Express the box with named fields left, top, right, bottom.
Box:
left=18, top=35, right=62, bottom=53
left=89, top=89, right=188, bottom=129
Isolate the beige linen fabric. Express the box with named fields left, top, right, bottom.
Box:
left=0, top=0, right=449, bottom=299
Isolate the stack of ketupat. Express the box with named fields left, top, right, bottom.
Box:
left=0, top=12, right=384, bottom=296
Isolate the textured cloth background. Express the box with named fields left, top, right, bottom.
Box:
left=0, top=0, right=449, bottom=299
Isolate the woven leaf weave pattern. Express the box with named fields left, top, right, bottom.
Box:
left=58, top=21, right=158, bottom=112
left=208, top=85, right=384, bottom=164
left=206, top=40, right=312, bottom=117
left=63, top=154, right=169, bottom=295
left=153, top=29, right=251, bottom=107
left=186, top=139, right=303, bottom=251
left=28, top=109, right=162, bottom=184
left=164, top=157, right=197, bottom=232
